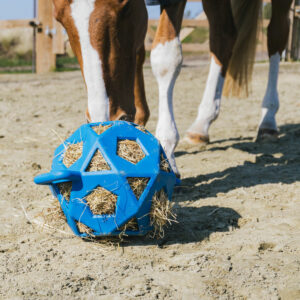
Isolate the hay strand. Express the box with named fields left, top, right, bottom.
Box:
left=92, top=124, right=112, bottom=135
left=135, top=125, right=148, bottom=134
left=117, top=140, right=145, bottom=164
left=150, top=190, right=176, bottom=238
left=63, top=142, right=83, bottom=168
left=77, top=222, right=95, bottom=236
left=119, top=218, right=139, bottom=232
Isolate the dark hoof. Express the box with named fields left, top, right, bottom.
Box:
left=184, top=132, right=209, bottom=145
left=256, top=129, right=279, bottom=142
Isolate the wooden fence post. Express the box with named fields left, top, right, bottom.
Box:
left=36, top=0, right=56, bottom=74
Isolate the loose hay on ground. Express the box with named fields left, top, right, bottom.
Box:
left=63, top=142, right=83, bottom=167
left=41, top=198, right=66, bottom=227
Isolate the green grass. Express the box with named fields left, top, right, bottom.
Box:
left=0, top=69, right=32, bottom=74
left=182, top=27, right=209, bottom=44
left=0, top=57, right=32, bottom=67
left=56, top=55, right=80, bottom=72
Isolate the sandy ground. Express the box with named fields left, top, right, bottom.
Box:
left=0, top=61, right=300, bottom=300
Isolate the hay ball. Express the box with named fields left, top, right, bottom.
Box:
left=34, top=121, right=177, bottom=238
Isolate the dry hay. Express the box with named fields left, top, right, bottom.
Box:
left=119, top=218, right=139, bottom=232
left=117, top=140, right=145, bottom=164
left=57, top=182, right=72, bottom=202
left=135, top=125, right=148, bottom=134
left=92, top=124, right=112, bottom=135
left=86, top=150, right=110, bottom=172
left=150, top=189, right=176, bottom=238
left=128, top=177, right=149, bottom=200
left=41, top=198, right=66, bottom=227
left=85, top=186, right=118, bottom=215
left=160, top=154, right=171, bottom=173
left=77, top=222, right=95, bottom=236
left=63, top=142, right=83, bottom=168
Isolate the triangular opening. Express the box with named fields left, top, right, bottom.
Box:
left=127, top=177, right=150, bottom=200
left=86, top=149, right=110, bottom=172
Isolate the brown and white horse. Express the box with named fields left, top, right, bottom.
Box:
left=53, top=0, right=293, bottom=176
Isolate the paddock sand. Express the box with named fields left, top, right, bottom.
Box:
left=0, top=61, right=300, bottom=300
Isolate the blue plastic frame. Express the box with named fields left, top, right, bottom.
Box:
left=34, top=121, right=177, bottom=237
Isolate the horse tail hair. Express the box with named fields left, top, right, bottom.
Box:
left=223, top=0, right=262, bottom=97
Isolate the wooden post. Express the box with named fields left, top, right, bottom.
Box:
left=36, top=0, right=56, bottom=74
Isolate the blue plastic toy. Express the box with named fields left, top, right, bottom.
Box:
left=34, top=121, right=177, bottom=237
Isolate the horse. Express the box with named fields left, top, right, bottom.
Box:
left=52, top=0, right=293, bottom=176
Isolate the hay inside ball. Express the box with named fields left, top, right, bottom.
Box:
left=34, top=121, right=177, bottom=238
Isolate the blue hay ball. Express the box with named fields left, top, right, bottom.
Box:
left=34, top=121, right=177, bottom=237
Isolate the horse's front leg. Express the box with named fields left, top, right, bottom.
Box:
left=150, top=1, right=186, bottom=176
left=257, top=0, right=293, bottom=141
left=185, top=0, right=236, bottom=144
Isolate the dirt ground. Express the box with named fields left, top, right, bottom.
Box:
left=0, top=61, right=300, bottom=300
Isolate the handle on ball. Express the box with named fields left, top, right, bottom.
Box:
left=34, top=170, right=82, bottom=185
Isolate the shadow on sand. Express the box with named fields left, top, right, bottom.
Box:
left=179, top=123, right=300, bottom=198
left=85, top=205, right=241, bottom=247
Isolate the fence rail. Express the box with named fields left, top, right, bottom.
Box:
left=0, top=0, right=298, bottom=74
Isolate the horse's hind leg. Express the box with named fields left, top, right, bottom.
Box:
left=151, top=1, right=186, bottom=175
left=134, top=45, right=150, bottom=126
left=257, top=0, right=293, bottom=141
left=185, top=0, right=236, bottom=144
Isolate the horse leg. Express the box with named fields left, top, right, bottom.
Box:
left=150, top=1, right=186, bottom=175
left=185, top=0, right=236, bottom=144
left=134, top=45, right=150, bottom=126
left=53, top=0, right=147, bottom=123
left=257, top=0, right=293, bottom=141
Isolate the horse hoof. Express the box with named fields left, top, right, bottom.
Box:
left=256, top=129, right=279, bottom=142
left=184, top=132, right=209, bottom=145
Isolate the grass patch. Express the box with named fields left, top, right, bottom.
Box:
left=56, top=55, right=80, bottom=72
left=182, top=27, right=209, bottom=44
left=0, top=57, right=32, bottom=68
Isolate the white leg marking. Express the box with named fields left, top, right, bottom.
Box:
left=151, top=38, right=182, bottom=175
left=259, top=52, right=280, bottom=131
left=71, top=0, right=109, bottom=122
left=187, top=57, right=224, bottom=138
